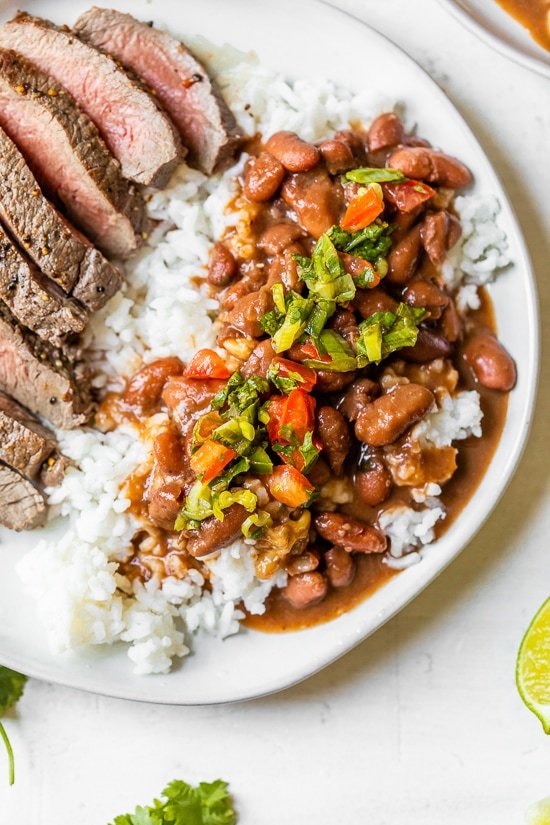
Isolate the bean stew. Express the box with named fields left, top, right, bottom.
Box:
left=101, top=114, right=515, bottom=631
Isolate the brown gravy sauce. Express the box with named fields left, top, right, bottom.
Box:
left=494, top=0, right=550, bottom=52
left=245, top=289, right=508, bottom=632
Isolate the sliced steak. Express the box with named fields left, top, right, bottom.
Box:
left=0, top=391, right=57, bottom=480
left=0, top=48, right=148, bottom=259
left=0, top=463, right=46, bottom=530
left=0, top=126, right=122, bottom=311
left=0, top=304, right=94, bottom=429
left=75, top=8, right=243, bottom=174
left=0, top=12, right=182, bottom=186
left=0, top=224, right=87, bottom=345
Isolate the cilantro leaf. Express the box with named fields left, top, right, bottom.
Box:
left=344, top=167, right=405, bottom=184
left=0, top=666, right=27, bottom=714
left=356, top=303, right=426, bottom=366
left=0, top=666, right=27, bottom=786
left=328, top=221, right=393, bottom=263
left=297, top=234, right=355, bottom=304
left=109, top=779, right=237, bottom=825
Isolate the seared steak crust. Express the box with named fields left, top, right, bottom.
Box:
left=0, top=462, right=46, bottom=530
left=75, top=7, right=243, bottom=174
left=0, top=12, right=183, bottom=187
left=0, top=390, right=57, bottom=480
left=0, top=303, right=94, bottom=429
left=0, top=224, right=87, bottom=345
left=0, top=126, right=122, bottom=311
left=0, top=48, right=149, bottom=259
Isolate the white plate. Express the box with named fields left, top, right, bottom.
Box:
left=439, top=0, right=550, bottom=78
left=0, top=0, right=539, bottom=705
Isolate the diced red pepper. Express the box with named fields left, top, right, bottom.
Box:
left=190, top=439, right=236, bottom=484
left=185, top=349, right=231, bottom=380
left=266, top=389, right=316, bottom=446
left=265, top=395, right=288, bottom=443
left=382, top=179, right=435, bottom=213
left=340, top=187, right=383, bottom=232
left=271, top=357, right=317, bottom=392
left=266, top=465, right=315, bottom=508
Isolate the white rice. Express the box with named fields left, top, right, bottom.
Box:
left=414, top=390, right=483, bottom=449
left=16, top=47, right=510, bottom=673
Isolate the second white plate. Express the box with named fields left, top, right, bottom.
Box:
left=439, top=0, right=550, bottom=78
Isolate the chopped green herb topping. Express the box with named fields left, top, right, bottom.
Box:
left=296, top=233, right=356, bottom=304
left=211, top=373, right=268, bottom=419
left=344, top=167, right=406, bottom=184
left=328, top=221, right=393, bottom=264
left=302, top=329, right=357, bottom=373
left=356, top=303, right=426, bottom=366
left=242, top=510, right=273, bottom=539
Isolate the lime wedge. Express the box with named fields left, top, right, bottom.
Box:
left=526, top=796, right=550, bottom=825
left=517, top=598, right=550, bottom=733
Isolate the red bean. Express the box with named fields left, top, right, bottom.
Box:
left=307, top=457, right=331, bottom=488
left=286, top=550, right=321, bottom=576
left=367, top=112, right=405, bottom=152
left=314, top=512, right=387, bottom=554
left=281, top=571, right=328, bottom=608
left=355, top=384, right=434, bottom=446
left=223, top=286, right=274, bottom=339
left=325, top=546, right=356, bottom=588
left=403, top=277, right=449, bottom=319
left=243, top=152, right=285, bottom=202
left=316, top=406, right=351, bottom=476
left=266, top=131, right=321, bottom=172
left=123, top=357, right=184, bottom=411
left=315, top=370, right=357, bottom=393
left=281, top=168, right=343, bottom=238
left=353, top=287, right=398, bottom=318
left=147, top=481, right=183, bottom=528
left=319, top=138, right=355, bottom=174
left=153, top=429, right=187, bottom=477
left=462, top=331, right=517, bottom=391
left=207, top=242, right=237, bottom=286
left=338, top=378, right=380, bottom=422
left=400, top=328, right=453, bottom=363
left=441, top=300, right=462, bottom=343
left=186, top=504, right=249, bottom=558
left=387, top=147, right=473, bottom=189
left=354, top=463, right=392, bottom=507
left=257, top=222, right=304, bottom=254
left=386, top=224, right=423, bottom=286
left=420, top=211, right=449, bottom=265
left=241, top=339, right=276, bottom=379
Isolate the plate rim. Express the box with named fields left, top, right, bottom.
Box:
left=438, top=0, right=550, bottom=79
left=0, top=0, right=541, bottom=705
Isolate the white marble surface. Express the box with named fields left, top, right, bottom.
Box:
left=1, top=1, right=549, bottom=822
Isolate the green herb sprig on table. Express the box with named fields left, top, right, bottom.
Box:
left=110, top=778, right=237, bottom=825
left=0, top=665, right=27, bottom=785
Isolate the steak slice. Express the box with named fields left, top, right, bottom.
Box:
left=0, top=126, right=122, bottom=311
left=0, top=224, right=87, bottom=346
left=0, top=12, right=183, bottom=186
left=0, top=304, right=94, bottom=429
left=0, top=391, right=57, bottom=480
left=0, top=463, right=46, bottom=530
left=0, top=48, right=149, bottom=259
left=75, top=8, right=243, bottom=174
